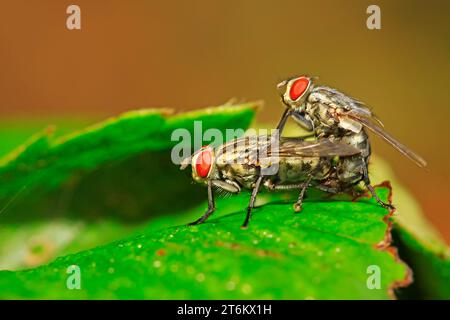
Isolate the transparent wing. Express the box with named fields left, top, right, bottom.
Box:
left=313, top=86, right=426, bottom=168
left=347, top=114, right=427, bottom=168
left=273, top=138, right=362, bottom=157
left=216, top=135, right=361, bottom=167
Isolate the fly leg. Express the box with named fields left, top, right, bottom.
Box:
left=294, top=174, right=313, bottom=212
left=362, top=164, right=395, bottom=210
left=188, top=180, right=215, bottom=225
left=291, top=112, right=314, bottom=132
left=271, top=183, right=305, bottom=190
left=242, top=175, right=264, bottom=229
left=269, top=176, right=313, bottom=212
left=277, top=108, right=314, bottom=137
left=276, top=108, right=292, bottom=133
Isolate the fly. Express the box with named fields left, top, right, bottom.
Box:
left=275, top=75, right=427, bottom=209
left=181, top=135, right=361, bottom=228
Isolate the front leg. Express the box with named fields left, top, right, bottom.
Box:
left=241, top=175, right=263, bottom=229
left=188, top=180, right=215, bottom=225
left=276, top=108, right=292, bottom=134
left=291, top=111, right=314, bottom=132
left=277, top=108, right=315, bottom=138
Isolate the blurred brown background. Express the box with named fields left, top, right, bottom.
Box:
left=0, top=0, right=449, bottom=241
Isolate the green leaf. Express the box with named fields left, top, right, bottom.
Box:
left=0, top=102, right=259, bottom=269
left=0, top=103, right=449, bottom=299
left=0, top=186, right=409, bottom=299
left=368, top=156, right=450, bottom=299
left=394, top=226, right=450, bottom=299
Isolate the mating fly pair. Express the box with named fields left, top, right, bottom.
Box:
left=181, top=76, right=427, bottom=228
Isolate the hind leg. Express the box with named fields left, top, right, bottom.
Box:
left=293, top=175, right=313, bottom=212
left=362, top=164, right=394, bottom=210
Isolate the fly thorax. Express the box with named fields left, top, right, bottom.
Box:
left=315, top=122, right=338, bottom=138
left=305, top=102, right=337, bottom=132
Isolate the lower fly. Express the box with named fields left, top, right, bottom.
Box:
left=180, top=135, right=360, bottom=228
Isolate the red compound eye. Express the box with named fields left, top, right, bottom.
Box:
left=289, top=77, right=310, bottom=101
left=195, top=149, right=212, bottom=178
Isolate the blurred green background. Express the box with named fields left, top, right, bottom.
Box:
left=0, top=0, right=449, bottom=243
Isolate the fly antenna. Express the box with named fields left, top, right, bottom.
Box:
left=180, top=156, right=192, bottom=170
